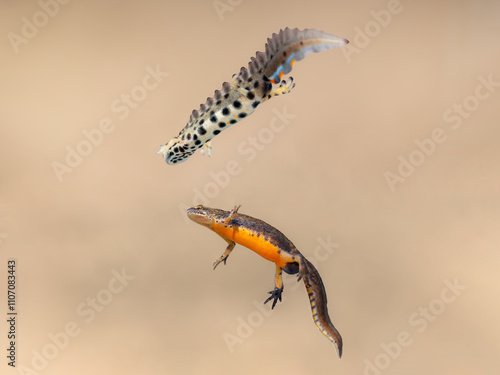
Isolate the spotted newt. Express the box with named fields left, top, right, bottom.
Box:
left=187, top=204, right=343, bottom=357
left=158, top=27, right=348, bottom=165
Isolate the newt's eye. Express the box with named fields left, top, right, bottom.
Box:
left=194, top=205, right=204, bottom=210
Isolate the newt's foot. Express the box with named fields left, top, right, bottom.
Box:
left=297, top=260, right=313, bottom=287
left=272, top=77, right=295, bottom=97
left=264, top=286, right=284, bottom=309
left=200, top=140, right=213, bottom=158
left=213, top=256, right=228, bottom=270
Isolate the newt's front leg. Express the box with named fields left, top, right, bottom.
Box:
left=224, top=205, right=241, bottom=224
left=264, top=264, right=284, bottom=309
left=213, top=206, right=241, bottom=269
left=213, top=239, right=235, bottom=270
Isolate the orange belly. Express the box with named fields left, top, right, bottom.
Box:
left=213, top=224, right=286, bottom=267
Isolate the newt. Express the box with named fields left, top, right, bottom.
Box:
left=187, top=204, right=343, bottom=357
left=158, top=27, right=348, bottom=165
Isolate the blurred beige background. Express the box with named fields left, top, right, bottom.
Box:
left=1, top=0, right=499, bottom=374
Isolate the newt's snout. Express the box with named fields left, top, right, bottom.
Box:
left=187, top=205, right=213, bottom=227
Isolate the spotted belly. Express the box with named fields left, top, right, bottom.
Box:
left=160, top=81, right=266, bottom=165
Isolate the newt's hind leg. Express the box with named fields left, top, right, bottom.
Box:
left=264, top=264, right=284, bottom=309
left=296, top=256, right=315, bottom=287
left=213, top=239, right=235, bottom=270
left=270, top=77, right=296, bottom=97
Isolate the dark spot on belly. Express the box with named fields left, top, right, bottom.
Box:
left=198, top=127, right=207, bottom=135
left=262, top=82, right=272, bottom=98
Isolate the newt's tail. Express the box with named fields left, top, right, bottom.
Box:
left=302, top=257, right=343, bottom=358
left=234, top=27, right=348, bottom=86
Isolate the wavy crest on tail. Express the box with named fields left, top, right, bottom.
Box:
left=302, top=257, right=343, bottom=358
left=235, top=28, right=348, bottom=86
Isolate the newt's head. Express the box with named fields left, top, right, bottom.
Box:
left=187, top=205, right=221, bottom=227
left=188, top=205, right=242, bottom=229
left=157, top=137, right=194, bottom=165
